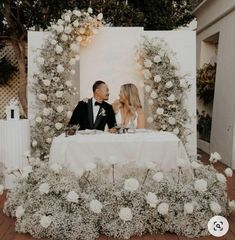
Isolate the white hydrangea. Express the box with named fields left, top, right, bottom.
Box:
left=145, top=161, right=156, bottom=170
left=49, top=163, right=62, bottom=174
left=119, top=207, right=133, bottom=221
left=209, top=152, right=222, bottom=163
left=216, top=173, right=227, bottom=183
left=210, top=201, right=222, bottom=214
left=15, top=206, right=25, bottom=218
left=40, top=215, right=52, bottom=228
left=144, top=59, right=153, bottom=68
left=39, top=183, right=50, bottom=194
left=184, top=202, right=194, bottom=214
left=153, top=172, right=164, bottom=182
left=156, top=108, right=164, bottom=115
left=154, top=75, right=161, bottom=82
left=89, top=199, right=103, bottom=214
left=194, top=179, right=207, bottom=192
left=157, top=202, right=169, bottom=215
left=224, top=168, right=233, bottom=177
left=124, top=178, right=139, bottom=192
left=146, top=192, right=158, bottom=208
left=66, top=191, right=79, bottom=203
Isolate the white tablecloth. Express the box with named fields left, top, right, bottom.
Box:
left=0, top=119, right=30, bottom=189
left=49, top=130, right=191, bottom=173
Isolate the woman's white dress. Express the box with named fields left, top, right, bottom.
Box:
left=115, top=109, right=138, bottom=129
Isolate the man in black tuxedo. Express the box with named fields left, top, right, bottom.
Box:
left=69, top=80, right=117, bottom=132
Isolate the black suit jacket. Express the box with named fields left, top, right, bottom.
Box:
left=69, top=98, right=116, bottom=131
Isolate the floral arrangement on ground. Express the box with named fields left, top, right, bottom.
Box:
left=3, top=153, right=235, bottom=240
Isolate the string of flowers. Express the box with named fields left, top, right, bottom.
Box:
left=30, top=8, right=104, bottom=159
left=136, top=37, right=192, bottom=145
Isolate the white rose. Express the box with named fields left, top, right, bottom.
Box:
left=191, top=161, right=201, bottom=169
left=61, top=34, right=68, bottom=42
left=49, top=163, right=62, bottom=174
left=15, top=206, right=25, bottom=218
left=210, top=201, right=222, bottom=214
left=107, top=155, right=118, bottom=165
left=73, top=10, right=81, bottom=17
left=156, top=108, right=164, bottom=115
left=65, top=80, right=72, bottom=87
left=32, top=140, right=38, bottom=147
left=184, top=202, right=194, bottom=214
left=46, top=138, right=52, bottom=144
left=74, top=168, right=84, bottom=178
left=39, top=183, right=50, bottom=194
left=150, top=90, right=157, bottom=99
left=144, top=59, right=153, bottom=68
left=146, top=192, right=158, bottom=208
left=56, top=105, right=64, bottom=113
left=64, top=25, right=72, bottom=34
left=55, top=90, right=63, bottom=98
left=43, top=108, right=51, bottom=116
left=55, top=122, right=63, bottom=130
left=66, top=191, right=79, bottom=203
left=180, top=79, right=188, bottom=88
left=124, top=178, right=139, bottom=192
left=69, top=58, right=76, bottom=65
left=76, top=36, right=83, bottom=42
left=56, top=25, right=64, bottom=33
left=97, top=13, right=103, bottom=20
left=165, top=81, right=173, bottom=88
left=72, top=20, right=79, bottom=28
left=177, top=158, right=185, bottom=168
left=228, top=200, right=235, bottom=211
left=37, top=57, right=44, bottom=65
left=167, top=94, right=175, bottom=102
left=216, top=173, right=227, bottom=183
left=64, top=15, right=71, bottom=22
left=143, top=69, right=152, bottom=79
left=70, top=43, right=79, bottom=53
left=168, top=116, right=176, bottom=125
left=42, top=80, right=51, bottom=86
left=67, top=111, right=72, bottom=119
left=224, top=168, right=233, bottom=177
left=85, top=162, right=96, bottom=171
left=209, top=152, right=222, bottom=163
left=157, top=202, right=169, bottom=215
left=56, top=64, right=64, bottom=73
left=79, top=27, right=86, bottom=34
left=147, top=117, right=153, bottom=124
left=89, top=199, right=103, bottom=214
left=154, top=75, right=161, bottom=82
left=57, top=19, right=64, bottom=25
left=145, top=85, right=151, bottom=93
left=0, top=184, right=4, bottom=195
left=194, top=179, right=207, bottom=192
left=88, top=7, right=93, bottom=14
left=153, top=172, right=164, bottom=182
left=146, top=161, right=156, bottom=170
left=35, top=117, right=42, bottom=123
left=50, top=39, right=57, bottom=45
left=38, top=93, right=47, bottom=101
left=148, top=99, right=154, bottom=105
left=173, top=128, right=179, bottom=135
left=119, top=207, right=132, bottom=221
left=55, top=45, right=63, bottom=54
left=158, top=49, right=165, bottom=57
left=153, top=55, right=161, bottom=63
left=40, top=215, right=52, bottom=228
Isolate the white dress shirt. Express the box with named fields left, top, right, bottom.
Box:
left=92, top=97, right=101, bottom=123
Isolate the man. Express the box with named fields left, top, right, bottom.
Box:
left=69, top=80, right=117, bottom=132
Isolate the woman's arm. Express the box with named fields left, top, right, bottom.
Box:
left=112, top=99, right=120, bottom=114
left=137, top=108, right=145, bottom=129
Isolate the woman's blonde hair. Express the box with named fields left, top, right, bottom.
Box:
left=120, top=83, right=142, bottom=116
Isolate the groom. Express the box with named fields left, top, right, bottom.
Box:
left=69, top=80, right=117, bottom=132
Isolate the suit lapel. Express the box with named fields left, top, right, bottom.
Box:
left=94, top=104, right=105, bottom=128
left=87, top=98, right=94, bottom=128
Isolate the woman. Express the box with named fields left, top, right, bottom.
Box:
left=112, top=83, right=145, bottom=129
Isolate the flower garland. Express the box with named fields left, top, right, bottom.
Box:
left=136, top=37, right=192, bottom=145
left=31, top=8, right=104, bottom=158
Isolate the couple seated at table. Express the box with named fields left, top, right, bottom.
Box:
left=69, top=80, right=145, bottom=132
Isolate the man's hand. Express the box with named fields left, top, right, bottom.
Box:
left=108, top=128, right=117, bottom=134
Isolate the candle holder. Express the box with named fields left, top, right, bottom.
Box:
left=65, top=124, right=80, bottom=137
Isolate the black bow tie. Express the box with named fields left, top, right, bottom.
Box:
left=94, top=101, right=102, bottom=106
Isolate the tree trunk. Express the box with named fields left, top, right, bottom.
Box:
left=11, top=39, right=28, bottom=117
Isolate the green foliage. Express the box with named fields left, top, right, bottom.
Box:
left=0, top=55, right=18, bottom=86
left=197, top=63, right=216, bottom=105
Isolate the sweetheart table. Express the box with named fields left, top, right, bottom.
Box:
left=49, top=130, right=192, bottom=174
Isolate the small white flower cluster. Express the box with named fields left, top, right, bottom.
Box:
left=137, top=37, right=191, bottom=145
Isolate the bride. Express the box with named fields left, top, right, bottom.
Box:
left=112, top=83, right=145, bottom=129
